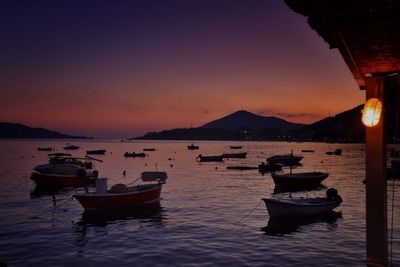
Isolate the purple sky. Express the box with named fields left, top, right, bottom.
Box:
left=0, top=0, right=363, bottom=138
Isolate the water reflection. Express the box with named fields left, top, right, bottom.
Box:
left=261, top=211, right=342, bottom=236
left=78, top=201, right=165, bottom=226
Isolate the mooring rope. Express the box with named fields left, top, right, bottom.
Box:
left=234, top=200, right=263, bottom=225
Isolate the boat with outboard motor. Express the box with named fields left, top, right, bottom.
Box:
left=74, top=171, right=168, bottom=212
left=262, top=188, right=342, bottom=217
left=31, top=153, right=100, bottom=189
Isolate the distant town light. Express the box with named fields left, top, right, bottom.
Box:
left=361, top=98, right=382, bottom=127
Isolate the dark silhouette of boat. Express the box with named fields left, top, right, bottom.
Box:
left=124, top=152, right=146, bottom=157
left=226, top=166, right=259, bottom=170
left=230, top=146, right=242, bottom=149
left=143, top=148, right=156, bottom=151
left=187, top=144, right=199, bottom=150
left=86, top=149, right=106, bottom=155
left=258, top=162, right=282, bottom=173
left=222, top=152, right=247, bottom=158
left=271, top=171, right=329, bottom=190
left=196, top=154, right=224, bottom=162
left=37, top=147, right=53, bottom=151
left=64, top=145, right=80, bottom=150
left=301, top=149, right=315, bottom=153
left=267, top=154, right=303, bottom=165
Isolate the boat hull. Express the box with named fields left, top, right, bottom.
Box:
left=271, top=172, right=328, bottom=189
left=263, top=198, right=342, bottom=217
left=198, top=156, right=224, bottom=162
left=86, top=150, right=106, bottom=155
left=30, top=172, right=97, bottom=189
left=267, top=155, right=303, bottom=165
left=222, top=152, right=247, bottom=158
left=74, top=184, right=162, bottom=211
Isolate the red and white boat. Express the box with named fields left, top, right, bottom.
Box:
left=31, top=153, right=100, bottom=189
left=74, top=171, right=168, bottom=212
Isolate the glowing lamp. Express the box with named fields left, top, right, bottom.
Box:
left=361, top=98, right=382, bottom=127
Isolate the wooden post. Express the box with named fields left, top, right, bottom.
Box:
left=365, top=76, right=388, bottom=267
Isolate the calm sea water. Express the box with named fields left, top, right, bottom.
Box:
left=0, top=140, right=399, bottom=266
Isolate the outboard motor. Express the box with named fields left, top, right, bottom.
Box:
left=326, top=188, right=342, bottom=201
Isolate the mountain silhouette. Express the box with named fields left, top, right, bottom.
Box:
left=0, top=122, right=89, bottom=139
left=202, top=110, right=304, bottom=133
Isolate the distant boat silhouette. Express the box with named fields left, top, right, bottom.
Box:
left=187, top=144, right=199, bottom=150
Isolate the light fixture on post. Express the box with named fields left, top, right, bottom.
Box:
left=361, top=98, right=383, bottom=127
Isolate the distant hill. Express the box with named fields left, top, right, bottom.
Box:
left=202, top=110, right=305, bottom=133
left=135, top=110, right=306, bottom=141
left=294, top=105, right=365, bottom=142
left=0, top=122, right=89, bottom=139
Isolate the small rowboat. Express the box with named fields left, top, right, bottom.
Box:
left=196, top=154, right=224, bottom=162
left=230, top=146, right=242, bottom=149
left=64, top=145, right=80, bottom=150
left=222, top=152, right=247, bottom=159
left=74, top=172, right=168, bottom=212
left=143, top=148, right=156, bottom=151
left=262, top=188, right=342, bottom=217
left=37, top=147, right=53, bottom=151
left=226, top=166, right=259, bottom=170
left=86, top=149, right=106, bottom=155
left=187, top=144, right=199, bottom=150
left=267, top=154, right=303, bottom=165
left=124, top=152, right=146, bottom=157
left=271, top=171, right=329, bottom=189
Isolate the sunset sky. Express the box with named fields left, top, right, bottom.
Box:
left=0, top=0, right=364, bottom=138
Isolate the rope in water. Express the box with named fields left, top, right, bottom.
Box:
left=234, top=200, right=263, bottom=225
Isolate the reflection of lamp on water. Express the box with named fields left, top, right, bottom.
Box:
left=362, top=98, right=383, bottom=127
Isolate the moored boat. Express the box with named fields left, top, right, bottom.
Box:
left=143, top=148, right=156, bottom=151
left=271, top=171, right=329, bottom=189
left=31, top=154, right=100, bottom=189
left=37, top=147, right=53, bottom=151
left=64, top=145, right=80, bottom=150
left=267, top=154, right=303, bottom=165
left=196, top=154, right=224, bottom=162
left=124, top=152, right=146, bottom=157
left=226, top=166, right=259, bottom=170
left=187, top=144, right=199, bottom=150
left=230, top=146, right=242, bottom=149
left=86, top=149, right=106, bottom=155
left=258, top=162, right=282, bottom=173
left=74, top=171, right=168, bottom=212
left=222, top=152, right=247, bottom=159
left=262, top=188, right=342, bottom=217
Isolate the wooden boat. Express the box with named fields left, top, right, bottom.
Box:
left=187, top=144, right=199, bottom=150
left=37, top=147, right=53, bottom=151
left=196, top=154, right=224, bottom=162
left=143, top=148, right=156, bottom=151
left=226, top=166, right=259, bottom=170
left=124, top=152, right=146, bottom=157
left=86, top=149, right=106, bottom=155
left=230, top=146, right=242, bottom=149
left=301, top=149, right=315, bottom=153
left=31, top=154, right=100, bottom=189
left=222, top=152, right=247, bottom=159
left=267, top=154, right=303, bottom=165
left=64, top=145, right=80, bottom=150
left=262, top=188, right=342, bottom=217
left=74, top=171, right=168, bottom=212
left=258, top=162, right=282, bottom=173
left=271, top=171, right=329, bottom=189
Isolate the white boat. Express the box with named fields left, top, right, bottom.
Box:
left=262, top=188, right=342, bottom=217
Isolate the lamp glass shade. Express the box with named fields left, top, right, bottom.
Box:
left=361, top=98, right=382, bottom=127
